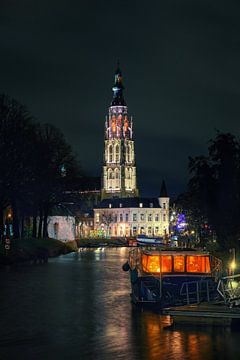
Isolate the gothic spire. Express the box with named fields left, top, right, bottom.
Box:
left=111, top=64, right=126, bottom=106
left=160, top=180, right=168, bottom=197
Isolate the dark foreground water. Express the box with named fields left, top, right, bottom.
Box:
left=1, top=248, right=240, bottom=360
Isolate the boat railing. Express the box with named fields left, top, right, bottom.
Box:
left=217, top=274, right=240, bottom=307
left=180, top=279, right=216, bottom=305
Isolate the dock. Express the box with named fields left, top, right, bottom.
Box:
left=163, top=303, right=240, bottom=327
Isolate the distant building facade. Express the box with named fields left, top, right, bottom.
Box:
left=101, top=66, right=139, bottom=200
left=94, top=183, right=169, bottom=237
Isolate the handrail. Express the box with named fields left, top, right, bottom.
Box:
left=217, top=274, right=240, bottom=307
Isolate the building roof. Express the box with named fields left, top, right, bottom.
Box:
left=160, top=180, right=168, bottom=197
left=95, top=197, right=161, bottom=209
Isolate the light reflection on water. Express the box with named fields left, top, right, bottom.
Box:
left=0, top=248, right=239, bottom=360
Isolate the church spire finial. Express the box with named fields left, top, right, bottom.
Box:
left=111, top=62, right=126, bottom=106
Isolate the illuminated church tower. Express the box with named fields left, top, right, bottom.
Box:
left=101, top=66, right=139, bottom=200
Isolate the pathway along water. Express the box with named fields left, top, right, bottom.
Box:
left=0, top=248, right=240, bottom=360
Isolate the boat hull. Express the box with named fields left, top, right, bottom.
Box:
left=130, top=273, right=219, bottom=308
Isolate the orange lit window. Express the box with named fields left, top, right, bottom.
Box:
left=186, top=256, right=211, bottom=273
left=161, top=255, right=172, bottom=272
left=142, top=255, right=160, bottom=273
left=174, top=255, right=185, bottom=272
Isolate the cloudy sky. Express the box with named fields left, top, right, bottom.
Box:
left=1, top=0, right=240, bottom=197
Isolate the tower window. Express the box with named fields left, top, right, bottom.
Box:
left=128, top=144, right=131, bottom=162
left=163, top=203, right=166, bottom=209
left=115, top=144, right=120, bottom=162
left=109, top=145, right=113, bottom=162
left=139, top=203, right=143, bottom=208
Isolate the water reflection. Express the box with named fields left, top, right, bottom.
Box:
left=0, top=248, right=240, bottom=360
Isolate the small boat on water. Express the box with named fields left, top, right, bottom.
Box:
left=136, top=234, right=165, bottom=246
left=123, top=247, right=223, bottom=309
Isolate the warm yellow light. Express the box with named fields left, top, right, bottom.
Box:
left=191, top=230, right=195, bottom=234
left=230, top=261, right=236, bottom=270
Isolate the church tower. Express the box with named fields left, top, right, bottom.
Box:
left=101, top=66, right=139, bottom=200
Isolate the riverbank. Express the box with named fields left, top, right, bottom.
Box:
left=0, top=238, right=78, bottom=266
left=76, top=237, right=128, bottom=248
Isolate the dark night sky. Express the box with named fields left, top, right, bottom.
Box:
left=1, top=0, right=240, bottom=198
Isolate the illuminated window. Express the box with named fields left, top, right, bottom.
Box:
left=186, top=256, right=211, bottom=273
left=155, top=213, right=159, bottom=221
left=142, top=254, right=172, bottom=273
left=96, top=213, right=100, bottom=223
left=161, top=255, right=172, bottom=272
left=133, top=226, right=137, bottom=235
left=109, top=204, right=112, bottom=208
left=119, top=203, right=122, bottom=207
left=139, top=203, right=143, bottom=208
left=148, top=226, right=152, bottom=235
left=155, top=227, right=159, bottom=234
left=140, top=226, right=145, bottom=234
left=140, top=213, right=145, bottom=221
left=142, top=255, right=160, bottom=273
left=174, top=255, right=185, bottom=272
left=148, top=214, right=152, bottom=221
left=133, top=213, right=137, bottom=221
left=120, top=214, right=123, bottom=222
left=125, top=213, right=129, bottom=222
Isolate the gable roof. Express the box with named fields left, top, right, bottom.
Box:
left=95, top=197, right=161, bottom=209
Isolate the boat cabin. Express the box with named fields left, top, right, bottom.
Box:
left=130, top=249, right=219, bottom=276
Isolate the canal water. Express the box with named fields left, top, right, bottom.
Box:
left=0, top=248, right=240, bottom=360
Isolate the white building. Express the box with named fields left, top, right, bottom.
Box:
left=94, top=184, right=169, bottom=237
left=48, top=215, right=75, bottom=241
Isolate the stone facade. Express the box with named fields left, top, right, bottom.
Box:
left=48, top=215, right=75, bottom=241
left=94, top=197, right=169, bottom=237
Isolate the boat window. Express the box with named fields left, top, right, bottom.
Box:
left=142, top=255, right=160, bottom=273
left=142, top=255, right=173, bottom=273
left=173, top=255, right=185, bottom=272
left=186, top=256, right=211, bottom=273
left=161, top=255, right=172, bottom=272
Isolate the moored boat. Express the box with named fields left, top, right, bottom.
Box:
left=136, top=234, right=165, bottom=246
left=123, top=247, right=222, bottom=309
